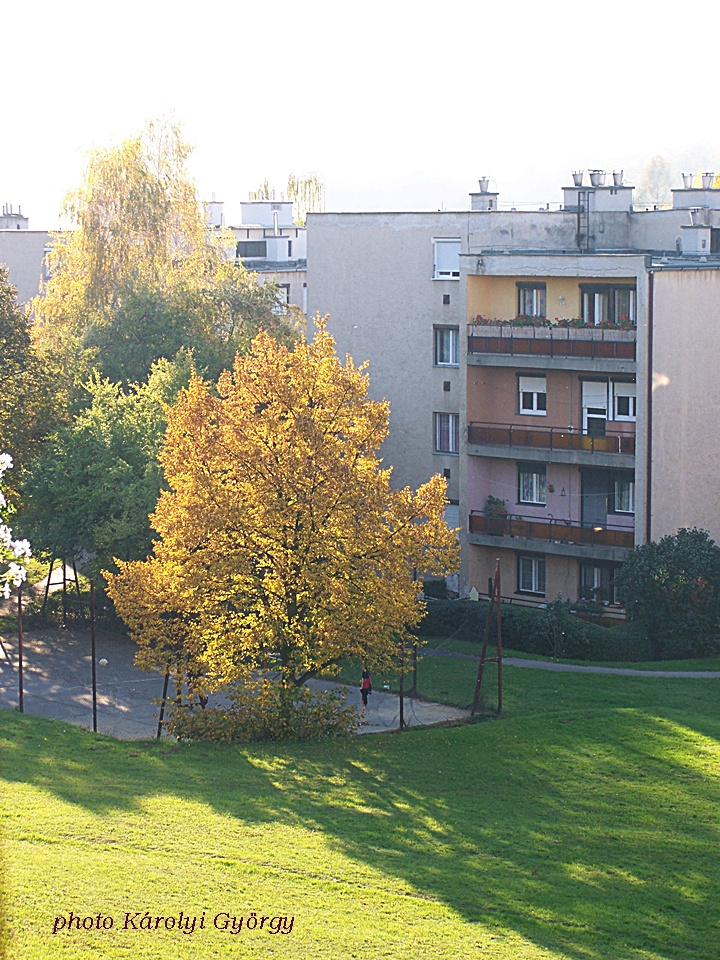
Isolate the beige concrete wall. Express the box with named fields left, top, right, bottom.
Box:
left=307, top=213, right=466, bottom=501
left=0, top=231, right=49, bottom=305
left=650, top=269, right=720, bottom=542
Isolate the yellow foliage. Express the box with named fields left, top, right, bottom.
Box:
left=107, top=318, right=459, bottom=695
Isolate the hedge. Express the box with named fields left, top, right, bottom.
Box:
left=416, top=598, right=653, bottom=662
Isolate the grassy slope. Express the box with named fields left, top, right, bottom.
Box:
left=2, top=661, right=720, bottom=960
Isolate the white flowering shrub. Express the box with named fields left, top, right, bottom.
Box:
left=0, top=454, right=31, bottom=601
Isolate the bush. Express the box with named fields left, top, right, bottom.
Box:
left=616, top=528, right=720, bottom=659
left=165, top=681, right=359, bottom=743
left=417, top=597, right=652, bottom=662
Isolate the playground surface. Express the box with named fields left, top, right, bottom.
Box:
left=0, top=625, right=470, bottom=739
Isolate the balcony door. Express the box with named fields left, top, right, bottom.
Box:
left=581, top=469, right=610, bottom=528
left=582, top=381, right=608, bottom=436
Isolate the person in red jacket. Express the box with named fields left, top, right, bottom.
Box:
left=360, top=669, right=372, bottom=723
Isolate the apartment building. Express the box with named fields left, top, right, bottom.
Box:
left=226, top=199, right=307, bottom=313
left=0, top=203, right=49, bottom=305
left=307, top=211, right=468, bottom=519
left=308, top=171, right=720, bottom=606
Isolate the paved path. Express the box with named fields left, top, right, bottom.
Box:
left=424, top=649, right=720, bottom=678
left=0, top=627, right=469, bottom=740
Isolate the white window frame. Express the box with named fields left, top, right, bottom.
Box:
left=518, top=376, right=547, bottom=416
left=433, top=239, right=461, bottom=280
left=582, top=381, right=608, bottom=434
left=434, top=326, right=459, bottom=366
left=614, top=287, right=636, bottom=325
left=518, top=555, right=546, bottom=595
left=517, top=283, right=547, bottom=318
left=614, top=478, right=635, bottom=514
left=580, top=563, right=619, bottom=604
left=613, top=382, right=637, bottom=421
left=518, top=465, right=547, bottom=505
left=581, top=284, right=636, bottom=326
left=434, top=412, right=460, bottom=454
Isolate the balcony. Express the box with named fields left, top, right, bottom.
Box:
left=468, top=511, right=634, bottom=562
left=467, top=324, right=636, bottom=373
left=468, top=421, right=635, bottom=468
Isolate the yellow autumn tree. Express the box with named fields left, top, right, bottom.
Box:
left=106, top=319, right=458, bottom=732
left=32, top=118, right=300, bottom=393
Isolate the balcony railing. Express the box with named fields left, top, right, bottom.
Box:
left=469, top=512, right=634, bottom=549
left=467, top=325, right=636, bottom=361
left=468, top=422, right=636, bottom=455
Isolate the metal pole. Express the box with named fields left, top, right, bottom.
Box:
left=42, top=557, right=55, bottom=623
left=17, top=586, right=24, bottom=713
left=74, top=560, right=86, bottom=623
left=157, top=668, right=171, bottom=739
left=90, top=580, right=97, bottom=733
left=398, top=639, right=405, bottom=732
left=411, top=642, right=417, bottom=698
left=496, top=564, right=503, bottom=715
left=61, top=560, right=67, bottom=628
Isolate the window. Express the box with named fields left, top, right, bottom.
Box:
left=517, top=283, right=546, bottom=318
left=518, top=376, right=547, bottom=416
left=582, top=381, right=608, bottom=435
left=580, top=284, right=636, bottom=325
left=579, top=563, right=620, bottom=604
left=518, top=554, right=546, bottom=595
left=614, top=477, right=635, bottom=514
left=433, top=239, right=461, bottom=279
left=434, top=327, right=459, bottom=366
left=518, top=464, right=546, bottom=505
left=613, top=381, right=636, bottom=421
left=237, top=240, right=267, bottom=258
left=614, top=287, right=635, bottom=325
left=434, top=413, right=459, bottom=453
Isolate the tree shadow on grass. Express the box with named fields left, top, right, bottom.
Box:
left=2, top=683, right=720, bottom=960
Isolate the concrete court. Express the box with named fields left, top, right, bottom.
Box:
left=0, top=625, right=470, bottom=740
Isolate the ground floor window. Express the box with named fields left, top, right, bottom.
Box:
left=517, top=554, right=546, bottom=595
left=579, top=563, right=621, bottom=604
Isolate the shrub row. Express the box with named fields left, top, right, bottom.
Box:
left=166, top=683, right=359, bottom=743
left=416, top=598, right=653, bottom=662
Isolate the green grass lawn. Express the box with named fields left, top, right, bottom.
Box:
left=2, top=655, right=720, bottom=960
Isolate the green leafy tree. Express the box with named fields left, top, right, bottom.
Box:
left=33, top=119, right=300, bottom=388
left=0, top=266, right=59, bottom=492
left=19, top=355, right=192, bottom=573
left=615, top=528, right=720, bottom=658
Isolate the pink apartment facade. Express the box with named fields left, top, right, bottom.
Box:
left=307, top=171, right=720, bottom=609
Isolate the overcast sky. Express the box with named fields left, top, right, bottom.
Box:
left=5, top=1, right=720, bottom=229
